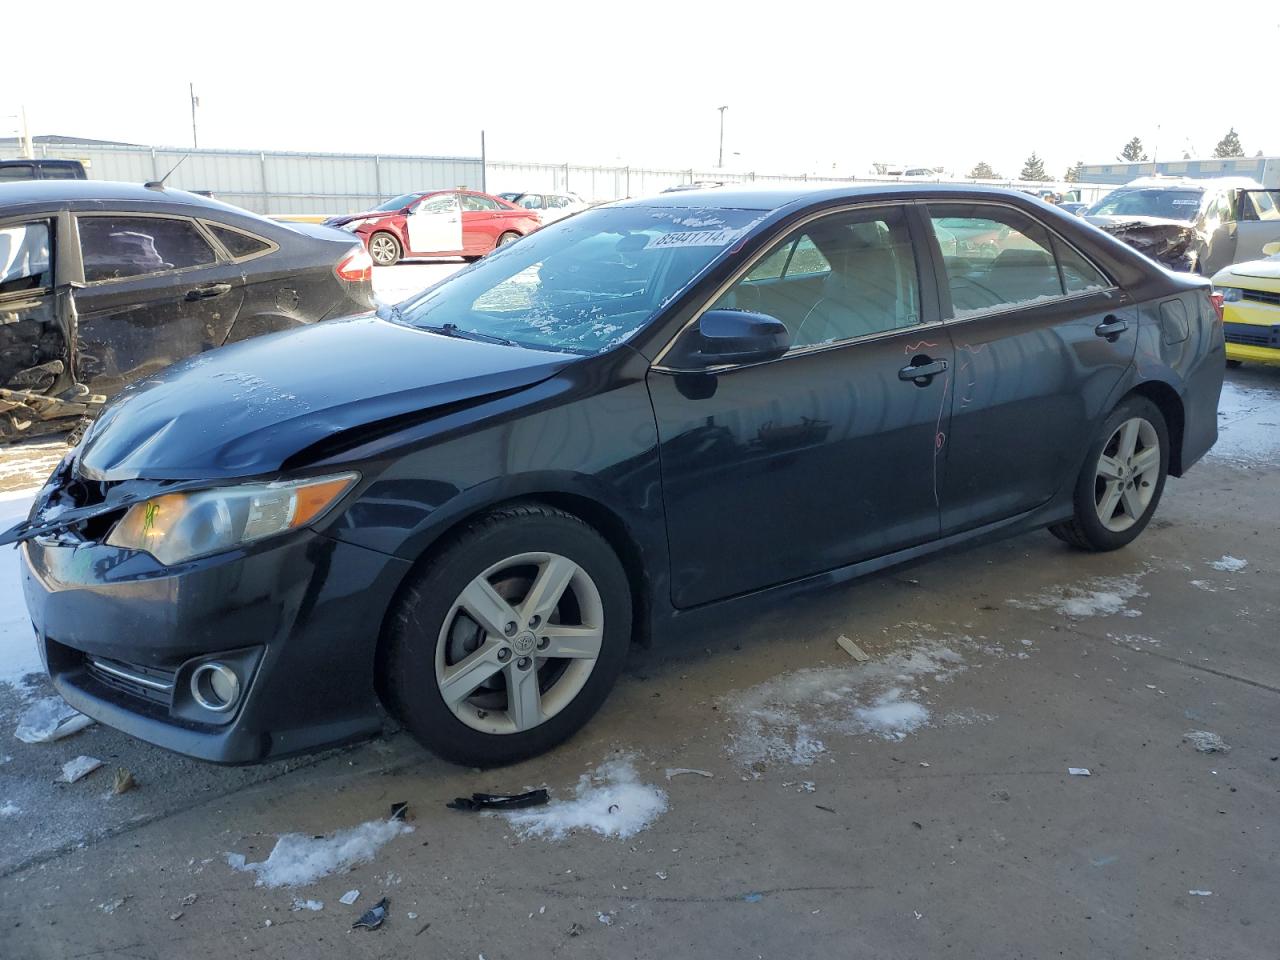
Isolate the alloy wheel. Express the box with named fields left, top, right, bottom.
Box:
left=1093, top=417, right=1160, bottom=532
left=369, top=234, right=398, bottom=265
left=434, top=552, right=604, bottom=735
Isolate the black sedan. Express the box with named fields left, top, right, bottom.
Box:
left=4, top=185, right=1224, bottom=766
left=0, top=181, right=375, bottom=441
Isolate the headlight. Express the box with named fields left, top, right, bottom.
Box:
left=106, top=473, right=358, bottom=565
left=343, top=218, right=374, bottom=232
left=1218, top=286, right=1244, bottom=302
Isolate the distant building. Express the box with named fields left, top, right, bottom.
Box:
left=1079, top=156, right=1278, bottom=188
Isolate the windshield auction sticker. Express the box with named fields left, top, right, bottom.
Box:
left=645, top=227, right=746, bottom=249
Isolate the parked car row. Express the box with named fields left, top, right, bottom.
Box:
left=0, top=181, right=374, bottom=440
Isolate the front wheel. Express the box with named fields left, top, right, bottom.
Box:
left=368, top=231, right=402, bottom=266
left=382, top=503, right=632, bottom=766
left=496, top=231, right=521, bottom=248
left=1048, top=396, right=1169, bottom=551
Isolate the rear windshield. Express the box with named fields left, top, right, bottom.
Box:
left=392, top=206, right=763, bottom=355
left=1086, top=189, right=1203, bottom=221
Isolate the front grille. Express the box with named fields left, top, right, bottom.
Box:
left=1243, top=289, right=1280, bottom=307
left=85, top=656, right=176, bottom=707
left=1223, top=321, right=1280, bottom=349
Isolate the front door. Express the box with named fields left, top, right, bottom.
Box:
left=73, top=213, right=244, bottom=397
left=407, top=193, right=463, bottom=256
left=648, top=204, right=951, bottom=608
left=922, top=202, right=1138, bottom=535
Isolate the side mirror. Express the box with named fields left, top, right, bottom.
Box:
left=692, top=309, right=790, bottom=366
left=1263, top=241, right=1280, bottom=257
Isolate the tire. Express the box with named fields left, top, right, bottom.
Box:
left=1048, top=396, right=1170, bottom=551
left=368, top=231, right=401, bottom=266
left=382, top=502, right=632, bottom=766
left=496, top=231, right=521, bottom=248
left=1225, top=359, right=1243, bottom=368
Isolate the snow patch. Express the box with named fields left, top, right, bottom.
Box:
left=0, top=489, right=44, bottom=691
left=1209, top=381, right=1280, bottom=465
left=1184, top=730, right=1230, bottom=754
left=1008, top=571, right=1147, bottom=619
left=853, top=689, right=930, bottom=740
left=0, top=801, right=19, bottom=817
left=503, top=757, right=668, bottom=841
left=1208, top=555, right=1247, bottom=573
left=13, top=696, right=94, bottom=743
left=227, top=819, right=413, bottom=888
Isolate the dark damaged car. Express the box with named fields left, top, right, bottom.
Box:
left=0, top=181, right=375, bottom=441
left=1084, top=177, right=1280, bottom=275
left=4, top=185, right=1224, bottom=767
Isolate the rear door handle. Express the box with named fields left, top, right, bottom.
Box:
left=898, top=357, right=948, bottom=385
left=185, top=282, right=232, bottom=302
left=1094, top=315, right=1129, bottom=341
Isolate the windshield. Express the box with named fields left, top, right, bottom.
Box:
left=374, top=193, right=421, bottom=212
left=1086, top=189, right=1203, bottom=221
left=393, top=206, right=763, bottom=355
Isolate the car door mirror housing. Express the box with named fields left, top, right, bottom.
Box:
left=690, top=309, right=790, bottom=367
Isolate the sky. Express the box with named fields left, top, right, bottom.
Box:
left=5, top=0, right=1279, bottom=180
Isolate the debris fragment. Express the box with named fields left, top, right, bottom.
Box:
left=290, top=898, right=323, bottom=911
left=597, top=911, right=614, bottom=926
left=339, top=890, right=360, bottom=905
left=1068, top=768, right=1091, bottom=776
left=655, top=870, right=669, bottom=880
left=389, top=801, right=409, bottom=821
left=14, top=697, right=94, bottom=744
left=742, top=893, right=763, bottom=903
left=415, top=921, right=431, bottom=936
left=352, top=897, right=389, bottom=931
left=836, top=635, right=871, bottom=661
left=99, top=897, right=127, bottom=914
left=664, top=768, right=713, bottom=780
left=169, top=912, right=183, bottom=921
left=59, top=755, right=103, bottom=783
left=180, top=893, right=198, bottom=907
left=568, top=922, right=584, bottom=937
left=112, top=768, right=136, bottom=795
left=1188, top=890, right=1212, bottom=897
left=815, top=805, right=837, bottom=814
left=448, top=789, right=549, bottom=811
left=1184, top=731, right=1231, bottom=754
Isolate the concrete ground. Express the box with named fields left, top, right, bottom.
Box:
left=0, top=324, right=1277, bottom=957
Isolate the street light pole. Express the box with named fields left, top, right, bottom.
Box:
left=717, top=105, right=728, bottom=168
left=189, top=83, right=199, bottom=149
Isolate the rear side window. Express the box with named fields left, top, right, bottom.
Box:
left=79, top=216, right=217, bottom=282
left=39, top=165, right=82, bottom=180
left=462, top=194, right=501, bottom=211
left=206, top=223, right=272, bottom=259
left=927, top=205, right=1109, bottom=317
left=0, top=221, right=53, bottom=295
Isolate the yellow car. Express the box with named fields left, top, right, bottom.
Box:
left=1213, top=241, right=1280, bottom=366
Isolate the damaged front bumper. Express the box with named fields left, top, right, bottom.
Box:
left=1093, top=220, right=1201, bottom=271
left=15, top=482, right=410, bottom=763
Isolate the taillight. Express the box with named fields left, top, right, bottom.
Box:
left=1208, top=290, right=1224, bottom=326
left=335, top=244, right=373, bottom=283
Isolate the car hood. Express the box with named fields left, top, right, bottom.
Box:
left=1227, top=256, right=1280, bottom=281
left=1085, top=215, right=1201, bottom=267
left=77, top=314, right=577, bottom=482
left=323, top=211, right=387, bottom=227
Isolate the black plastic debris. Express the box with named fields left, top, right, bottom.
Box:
left=447, top=789, right=549, bottom=811
left=389, top=801, right=409, bottom=821
left=352, top=897, right=389, bottom=931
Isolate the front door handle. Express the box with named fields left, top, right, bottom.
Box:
left=1094, top=315, right=1129, bottom=341
left=185, top=282, right=232, bottom=302
left=898, top=356, right=948, bottom=385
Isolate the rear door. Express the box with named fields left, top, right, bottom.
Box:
left=648, top=203, right=951, bottom=608
left=71, top=212, right=245, bottom=396
left=1235, top=189, right=1280, bottom=263
left=406, top=192, right=463, bottom=255
left=922, top=201, right=1137, bottom=535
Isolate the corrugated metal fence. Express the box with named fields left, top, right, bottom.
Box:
left=21, top=140, right=1114, bottom=213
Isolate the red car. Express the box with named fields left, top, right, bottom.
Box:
left=323, top=190, right=540, bottom=266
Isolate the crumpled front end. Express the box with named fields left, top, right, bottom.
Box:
left=1094, top=220, right=1201, bottom=271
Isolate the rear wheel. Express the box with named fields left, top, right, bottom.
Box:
left=368, top=231, right=401, bottom=266
left=1048, top=396, right=1169, bottom=551
left=382, top=503, right=632, bottom=766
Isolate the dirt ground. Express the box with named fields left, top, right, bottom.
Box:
left=0, top=339, right=1276, bottom=959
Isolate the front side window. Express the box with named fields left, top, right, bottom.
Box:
left=0, top=221, right=53, bottom=296
left=928, top=204, right=1109, bottom=316
left=79, top=216, right=217, bottom=282
left=709, top=206, right=920, bottom=350
left=393, top=205, right=764, bottom=356
left=415, top=193, right=459, bottom=214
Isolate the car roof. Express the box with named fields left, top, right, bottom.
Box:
left=0, top=179, right=270, bottom=221
left=613, top=182, right=1056, bottom=212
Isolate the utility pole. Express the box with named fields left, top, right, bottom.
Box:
left=20, top=105, right=33, bottom=159
left=189, top=83, right=199, bottom=149
left=717, top=105, right=728, bottom=168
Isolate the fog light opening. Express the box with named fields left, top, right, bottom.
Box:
left=190, top=663, right=240, bottom=713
